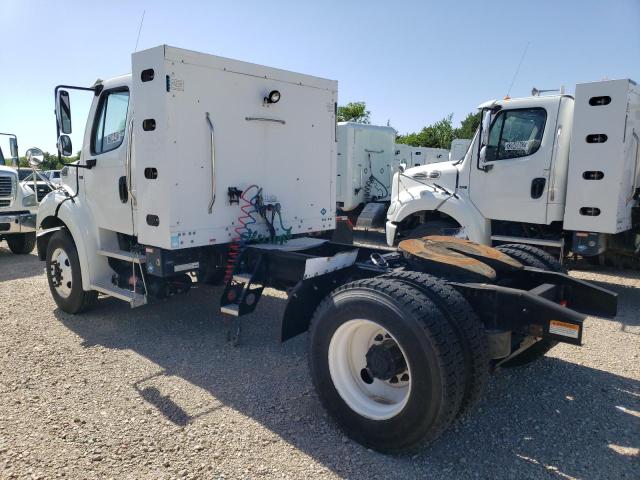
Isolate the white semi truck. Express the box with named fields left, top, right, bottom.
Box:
left=0, top=133, right=39, bottom=254
left=33, top=46, right=616, bottom=453
left=386, top=79, right=640, bottom=267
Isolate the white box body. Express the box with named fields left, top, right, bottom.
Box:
left=410, top=147, right=449, bottom=166
left=336, top=122, right=396, bottom=211
left=131, top=46, right=337, bottom=250
left=564, top=79, right=640, bottom=233
left=394, top=143, right=412, bottom=169
left=450, top=139, right=472, bottom=162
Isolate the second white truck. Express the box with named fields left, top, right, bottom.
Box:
left=386, top=79, right=640, bottom=267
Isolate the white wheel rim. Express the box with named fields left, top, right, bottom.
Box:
left=50, top=247, right=73, bottom=298
left=328, top=319, right=412, bottom=420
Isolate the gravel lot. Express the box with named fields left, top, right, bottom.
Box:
left=0, top=242, right=638, bottom=479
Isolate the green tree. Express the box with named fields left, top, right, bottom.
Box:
left=453, top=112, right=481, bottom=140
left=337, top=101, right=371, bottom=124
left=396, top=114, right=454, bottom=149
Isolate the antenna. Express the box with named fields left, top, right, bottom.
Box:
left=506, top=42, right=530, bottom=97
left=134, top=10, right=146, bottom=52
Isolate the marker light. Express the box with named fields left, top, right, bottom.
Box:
left=265, top=90, right=281, bottom=104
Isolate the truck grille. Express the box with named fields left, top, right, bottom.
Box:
left=0, top=176, right=13, bottom=197
left=0, top=200, right=9, bottom=207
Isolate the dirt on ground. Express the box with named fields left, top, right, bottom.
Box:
left=0, top=243, right=638, bottom=479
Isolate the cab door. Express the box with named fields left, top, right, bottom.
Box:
left=82, top=88, right=135, bottom=235
left=469, top=98, right=560, bottom=224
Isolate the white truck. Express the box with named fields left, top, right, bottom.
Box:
left=449, top=138, right=472, bottom=162
left=386, top=79, right=640, bottom=267
left=33, top=46, right=616, bottom=453
left=0, top=133, right=39, bottom=254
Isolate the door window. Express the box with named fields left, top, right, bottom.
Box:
left=485, top=108, right=546, bottom=161
left=91, top=90, right=129, bottom=155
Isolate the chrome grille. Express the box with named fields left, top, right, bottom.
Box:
left=0, top=199, right=9, bottom=207
left=35, top=185, right=52, bottom=202
left=0, top=176, right=13, bottom=197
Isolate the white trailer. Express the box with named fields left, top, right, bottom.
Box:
left=336, top=122, right=396, bottom=211
left=449, top=138, right=472, bottom=162
left=386, top=79, right=640, bottom=266
left=410, top=146, right=449, bottom=166
left=32, top=47, right=616, bottom=453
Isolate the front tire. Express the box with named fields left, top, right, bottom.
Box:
left=308, top=277, right=465, bottom=453
left=7, top=232, right=36, bottom=254
left=46, top=230, right=97, bottom=314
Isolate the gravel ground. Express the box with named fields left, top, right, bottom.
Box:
left=0, top=242, right=638, bottom=479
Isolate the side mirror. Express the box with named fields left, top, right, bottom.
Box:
left=25, top=148, right=44, bottom=169
left=9, top=137, right=18, bottom=164
left=480, top=110, right=491, bottom=146
left=57, top=135, right=73, bottom=157
left=56, top=90, right=72, bottom=134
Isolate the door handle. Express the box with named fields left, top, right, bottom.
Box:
left=118, top=176, right=128, bottom=203
left=85, top=158, right=97, bottom=169
left=531, top=177, right=546, bottom=199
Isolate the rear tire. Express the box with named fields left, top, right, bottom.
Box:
left=496, top=243, right=566, bottom=273
left=46, top=230, right=97, bottom=314
left=308, top=277, right=465, bottom=453
left=7, top=233, right=36, bottom=254
left=382, top=271, right=489, bottom=417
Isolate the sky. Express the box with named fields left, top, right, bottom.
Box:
left=1, top=0, right=639, bottom=155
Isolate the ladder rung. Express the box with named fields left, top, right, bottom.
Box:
left=232, top=273, right=252, bottom=284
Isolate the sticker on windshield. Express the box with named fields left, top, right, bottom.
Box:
left=105, top=132, right=122, bottom=144
left=504, top=140, right=531, bottom=151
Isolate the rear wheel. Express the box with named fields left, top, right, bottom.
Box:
left=496, top=243, right=566, bottom=273
left=7, top=232, right=36, bottom=254
left=46, top=230, right=97, bottom=314
left=382, top=271, right=489, bottom=417
left=308, top=277, right=465, bottom=453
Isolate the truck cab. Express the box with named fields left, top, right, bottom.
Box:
left=387, top=93, right=574, bottom=246
left=0, top=134, right=39, bottom=254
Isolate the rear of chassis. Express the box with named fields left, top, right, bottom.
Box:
left=220, top=237, right=617, bottom=453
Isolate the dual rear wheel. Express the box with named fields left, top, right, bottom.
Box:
left=308, top=276, right=487, bottom=453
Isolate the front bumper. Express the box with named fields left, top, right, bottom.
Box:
left=0, top=212, right=37, bottom=234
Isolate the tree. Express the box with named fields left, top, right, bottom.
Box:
left=453, top=112, right=481, bottom=140
left=396, top=114, right=454, bottom=149
left=337, top=102, right=371, bottom=124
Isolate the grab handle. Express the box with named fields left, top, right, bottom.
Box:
left=206, top=112, right=216, bottom=213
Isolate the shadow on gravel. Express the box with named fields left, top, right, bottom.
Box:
left=55, top=285, right=639, bottom=480
left=0, top=247, right=43, bottom=282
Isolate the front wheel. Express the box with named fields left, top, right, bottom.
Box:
left=308, top=277, right=465, bottom=453
left=6, top=232, right=36, bottom=254
left=46, top=230, right=97, bottom=314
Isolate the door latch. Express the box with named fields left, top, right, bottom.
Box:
left=531, top=178, right=546, bottom=199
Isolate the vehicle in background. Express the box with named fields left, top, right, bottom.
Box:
left=337, top=123, right=453, bottom=232
left=0, top=133, right=40, bottom=254
left=386, top=79, right=640, bottom=268
left=45, top=170, right=63, bottom=185
left=449, top=138, right=472, bottom=162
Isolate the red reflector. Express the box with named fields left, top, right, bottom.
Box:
left=560, top=300, right=568, bottom=307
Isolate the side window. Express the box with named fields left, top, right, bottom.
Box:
left=92, top=90, right=130, bottom=155
left=485, top=108, right=546, bottom=161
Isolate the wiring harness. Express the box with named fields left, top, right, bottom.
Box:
left=223, top=185, right=292, bottom=282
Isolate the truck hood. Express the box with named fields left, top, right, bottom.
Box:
left=0, top=165, right=18, bottom=175
left=402, top=161, right=459, bottom=191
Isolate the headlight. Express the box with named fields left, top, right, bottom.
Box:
left=23, top=194, right=37, bottom=207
